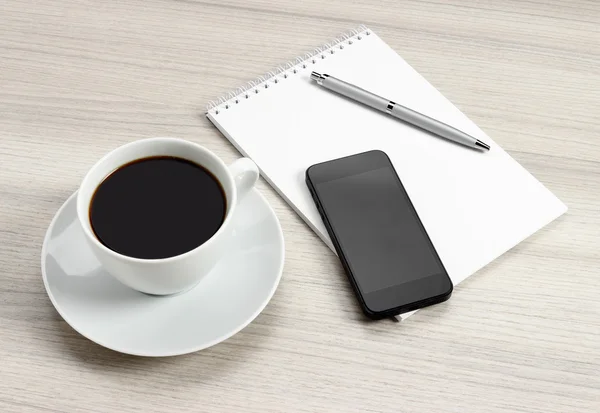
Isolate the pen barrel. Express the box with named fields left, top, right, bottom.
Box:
left=320, top=75, right=480, bottom=149
left=322, top=77, right=389, bottom=111
left=389, top=105, right=476, bottom=147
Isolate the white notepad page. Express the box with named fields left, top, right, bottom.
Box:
left=207, top=27, right=567, bottom=319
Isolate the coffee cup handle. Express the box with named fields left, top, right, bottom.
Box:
left=228, top=158, right=259, bottom=202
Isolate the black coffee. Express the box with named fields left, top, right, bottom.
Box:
left=90, top=156, right=226, bottom=259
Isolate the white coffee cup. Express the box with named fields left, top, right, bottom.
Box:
left=53, top=137, right=259, bottom=295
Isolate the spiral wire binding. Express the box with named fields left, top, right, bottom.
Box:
left=206, top=25, right=370, bottom=114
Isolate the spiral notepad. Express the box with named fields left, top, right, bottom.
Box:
left=206, top=26, right=566, bottom=319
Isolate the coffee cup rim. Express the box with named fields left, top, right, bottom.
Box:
left=76, top=137, right=238, bottom=264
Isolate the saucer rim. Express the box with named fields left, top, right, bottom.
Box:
left=41, top=189, right=285, bottom=357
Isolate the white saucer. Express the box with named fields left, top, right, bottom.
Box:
left=41, top=189, right=284, bottom=357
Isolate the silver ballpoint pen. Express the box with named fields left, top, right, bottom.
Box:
left=310, top=72, right=490, bottom=151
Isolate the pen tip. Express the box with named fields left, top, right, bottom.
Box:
left=476, top=139, right=490, bottom=151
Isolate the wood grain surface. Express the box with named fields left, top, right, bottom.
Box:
left=1, top=1, right=599, bottom=412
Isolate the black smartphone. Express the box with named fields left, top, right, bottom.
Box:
left=306, top=150, right=453, bottom=319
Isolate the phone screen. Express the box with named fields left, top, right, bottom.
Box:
left=311, top=152, right=445, bottom=295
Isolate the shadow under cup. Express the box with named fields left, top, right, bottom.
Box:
left=75, top=138, right=241, bottom=295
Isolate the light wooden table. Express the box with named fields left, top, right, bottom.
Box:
left=1, top=1, right=598, bottom=412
